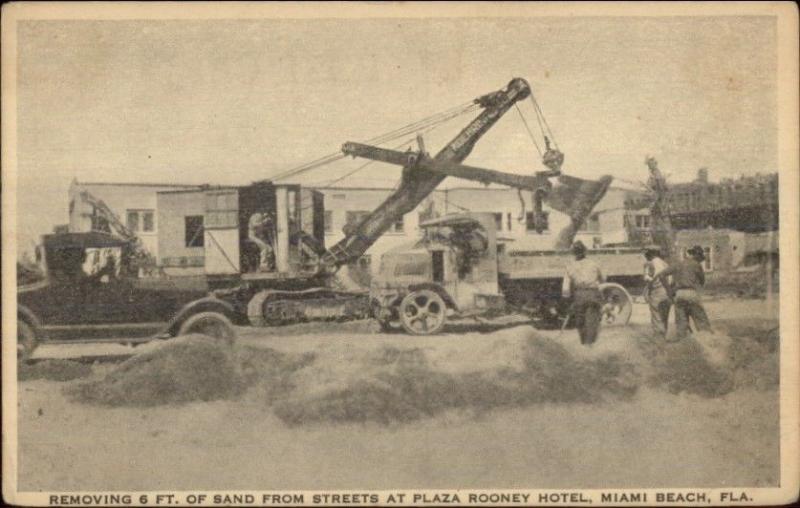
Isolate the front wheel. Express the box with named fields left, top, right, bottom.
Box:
left=178, top=312, right=236, bottom=345
left=399, top=290, right=447, bottom=335
left=599, top=283, right=633, bottom=326
left=18, top=321, right=38, bottom=361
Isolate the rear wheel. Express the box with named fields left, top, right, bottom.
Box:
left=399, top=290, right=446, bottom=335
left=18, top=321, right=38, bottom=362
left=599, top=283, right=633, bottom=326
left=178, top=312, right=236, bottom=345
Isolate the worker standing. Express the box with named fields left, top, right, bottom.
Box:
left=248, top=212, right=275, bottom=272
left=660, top=245, right=712, bottom=340
left=562, top=240, right=606, bottom=346
left=643, top=247, right=672, bottom=337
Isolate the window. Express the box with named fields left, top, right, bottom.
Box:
left=127, top=211, right=139, bottom=232
left=143, top=212, right=154, bottom=232
left=525, top=211, right=549, bottom=233
left=635, top=214, right=650, bottom=229
left=126, top=209, right=155, bottom=233
left=392, top=217, right=405, bottom=233
left=204, top=191, right=237, bottom=229
left=507, top=213, right=512, bottom=232
left=324, top=211, right=334, bottom=233
left=185, top=216, right=204, bottom=248
left=493, top=213, right=503, bottom=231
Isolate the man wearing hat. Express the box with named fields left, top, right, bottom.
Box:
left=562, top=240, right=606, bottom=345
left=660, top=245, right=712, bottom=340
left=643, top=247, right=672, bottom=337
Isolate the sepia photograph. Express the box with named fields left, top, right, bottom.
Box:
left=2, top=2, right=798, bottom=506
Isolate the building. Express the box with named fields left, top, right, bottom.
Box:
left=68, top=180, right=200, bottom=260
left=66, top=178, right=649, bottom=277
left=668, top=170, right=778, bottom=232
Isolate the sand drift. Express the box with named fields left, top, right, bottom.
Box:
left=52, top=320, right=779, bottom=426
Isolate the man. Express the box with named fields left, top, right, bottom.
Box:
left=643, top=247, right=672, bottom=337
left=660, top=245, right=712, bottom=340
left=248, top=212, right=275, bottom=272
left=562, top=240, right=606, bottom=345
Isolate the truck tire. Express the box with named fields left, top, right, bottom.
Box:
left=18, top=320, right=38, bottom=362
left=178, top=312, right=236, bottom=345
left=599, top=283, right=633, bottom=326
left=399, top=290, right=446, bottom=335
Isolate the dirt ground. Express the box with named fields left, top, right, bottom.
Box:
left=16, top=297, right=780, bottom=491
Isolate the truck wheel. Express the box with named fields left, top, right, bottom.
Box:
left=599, top=283, right=633, bottom=326
left=399, top=290, right=446, bottom=335
left=178, top=312, right=236, bottom=345
left=18, top=321, right=38, bottom=362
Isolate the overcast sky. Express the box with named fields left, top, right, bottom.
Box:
left=15, top=16, right=777, bottom=252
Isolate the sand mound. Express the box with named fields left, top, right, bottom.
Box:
left=65, top=335, right=242, bottom=407
left=272, top=334, right=639, bottom=426
left=64, top=336, right=318, bottom=408
left=18, top=359, right=93, bottom=382
left=636, top=319, right=778, bottom=398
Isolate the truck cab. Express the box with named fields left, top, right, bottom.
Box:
left=370, top=213, right=506, bottom=334
left=16, top=231, right=236, bottom=360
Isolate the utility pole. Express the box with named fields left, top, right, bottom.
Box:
left=645, top=157, right=678, bottom=262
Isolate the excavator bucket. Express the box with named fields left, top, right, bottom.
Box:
left=546, top=174, right=614, bottom=249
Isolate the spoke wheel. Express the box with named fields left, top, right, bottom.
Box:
left=399, top=290, right=446, bottom=335
left=178, top=312, right=236, bottom=345
left=599, top=283, right=633, bottom=326
left=18, top=321, right=38, bottom=362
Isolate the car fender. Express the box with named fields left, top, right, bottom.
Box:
left=407, top=283, right=458, bottom=310
left=17, top=304, right=43, bottom=335
left=164, top=297, right=239, bottom=336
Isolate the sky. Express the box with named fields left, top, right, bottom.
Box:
left=14, top=15, right=777, bottom=253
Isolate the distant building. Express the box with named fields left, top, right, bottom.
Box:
left=668, top=170, right=778, bottom=232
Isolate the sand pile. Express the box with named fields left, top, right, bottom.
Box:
left=271, top=334, right=639, bottom=426
left=18, top=359, right=93, bottom=382
left=65, top=335, right=242, bottom=406
left=636, top=317, right=779, bottom=397
left=64, top=336, right=317, bottom=408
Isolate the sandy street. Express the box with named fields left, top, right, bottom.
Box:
left=16, top=298, right=780, bottom=491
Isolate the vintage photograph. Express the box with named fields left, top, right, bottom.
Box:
left=3, top=2, right=798, bottom=505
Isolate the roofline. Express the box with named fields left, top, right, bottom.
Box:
left=158, top=186, right=239, bottom=195
left=74, top=181, right=200, bottom=188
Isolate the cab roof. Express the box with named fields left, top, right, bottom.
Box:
left=43, top=231, right=128, bottom=249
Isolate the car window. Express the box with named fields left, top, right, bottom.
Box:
left=82, top=247, right=122, bottom=283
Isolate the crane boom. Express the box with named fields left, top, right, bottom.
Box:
left=320, top=78, right=532, bottom=271
left=340, top=141, right=613, bottom=249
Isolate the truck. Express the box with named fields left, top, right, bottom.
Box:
left=16, top=77, right=643, bottom=357
left=370, top=213, right=641, bottom=334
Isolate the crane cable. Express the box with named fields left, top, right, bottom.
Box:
left=514, top=103, right=543, bottom=157
left=529, top=93, right=558, bottom=150
left=271, top=100, right=479, bottom=182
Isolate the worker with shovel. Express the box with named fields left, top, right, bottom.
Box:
left=660, top=245, right=712, bottom=340
left=562, top=240, right=606, bottom=346
left=643, top=247, right=673, bottom=338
